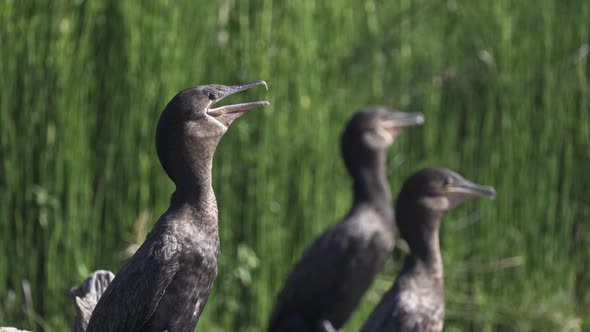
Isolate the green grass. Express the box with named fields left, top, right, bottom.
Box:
left=1, top=1, right=589, bottom=331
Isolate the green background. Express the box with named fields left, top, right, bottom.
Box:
left=1, top=1, right=589, bottom=331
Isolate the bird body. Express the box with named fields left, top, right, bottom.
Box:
left=133, top=204, right=220, bottom=331
left=360, top=256, right=444, bottom=332
left=268, top=108, right=424, bottom=332
left=269, top=202, right=394, bottom=332
left=87, top=81, right=269, bottom=332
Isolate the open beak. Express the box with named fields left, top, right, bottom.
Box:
left=444, top=179, right=496, bottom=208
left=380, top=111, right=425, bottom=138
left=207, top=80, right=270, bottom=127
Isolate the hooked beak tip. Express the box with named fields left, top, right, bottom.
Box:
left=415, top=113, right=425, bottom=125
left=484, top=187, right=497, bottom=199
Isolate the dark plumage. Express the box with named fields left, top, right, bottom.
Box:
left=360, top=167, right=495, bottom=332
left=86, top=81, right=269, bottom=332
left=268, top=107, right=424, bottom=332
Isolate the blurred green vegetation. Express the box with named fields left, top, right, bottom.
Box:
left=1, top=0, right=589, bottom=331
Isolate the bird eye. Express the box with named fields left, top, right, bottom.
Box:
left=443, top=177, right=452, bottom=186
left=208, top=92, right=218, bottom=100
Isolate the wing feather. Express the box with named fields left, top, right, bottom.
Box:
left=87, top=235, right=180, bottom=332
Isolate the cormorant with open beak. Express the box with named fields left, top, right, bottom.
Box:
left=87, top=81, right=269, bottom=332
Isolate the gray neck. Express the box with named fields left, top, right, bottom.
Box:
left=167, top=137, right=219, bottom=228
left=352, top=150, right=392, bottom=209
left=405, top=210, right=444, bottom=279
left=169, top=188, right=218, bottom=232
left=399, top=245, right=444, bottom=298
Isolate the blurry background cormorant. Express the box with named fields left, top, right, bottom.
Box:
left=360, top=167, right=495, bottom=332
left=268, top=107, right=424, bottom=332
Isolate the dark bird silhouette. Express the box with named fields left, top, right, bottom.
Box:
left=86, top=81, right=269, bottom=332
left=360, top=167, right=495, bottom=332
left=268, top=107, right=424, bottom=332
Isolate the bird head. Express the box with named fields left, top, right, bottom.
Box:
left=156, top=80, right=269, bottom=184
left=341, top=107, right=424, bottom=175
